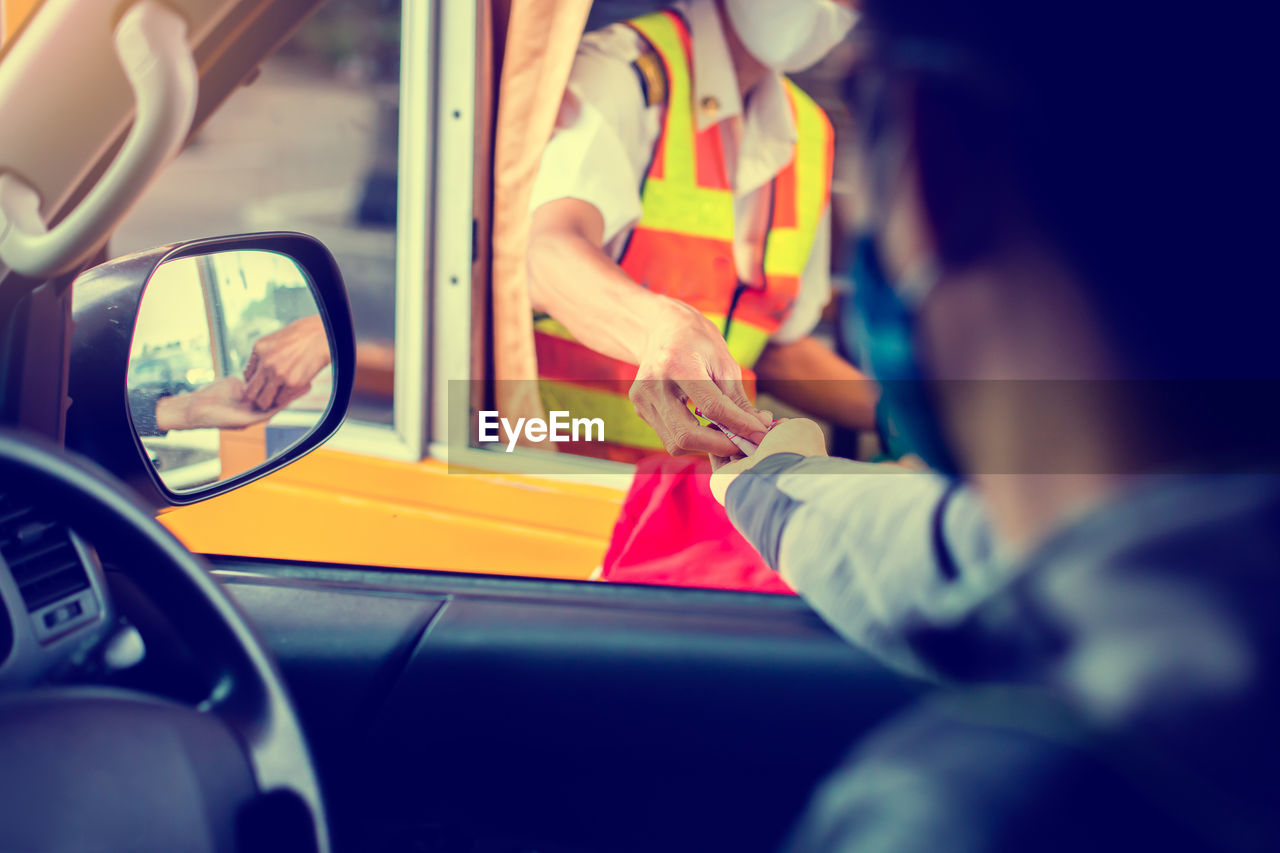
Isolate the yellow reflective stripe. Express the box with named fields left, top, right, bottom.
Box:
left=763, top=82, right=830, bottom=277
left=635, top=181, right=734, bottom=240
left=790, top=81, right=827, bottom=239
left=763, top=228, right=808, bottom=277
left=629, top=13, right=695, bottom=186
left=533, top=315, right=574, bottom=341
left=724, top=320, right=771, bottom=368
left=700, top=313, right=769, bottom=369
left=538, top=379, right=665, bottom=450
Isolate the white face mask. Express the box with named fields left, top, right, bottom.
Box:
left=724, top=0, right=857, bottom=74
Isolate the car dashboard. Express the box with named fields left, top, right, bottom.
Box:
left=0, top=491, right=113, bottom=688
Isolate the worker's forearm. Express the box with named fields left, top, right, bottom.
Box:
left=528, top=227, right=678, bottom=365
left=754, top=337, right=878, bottom=430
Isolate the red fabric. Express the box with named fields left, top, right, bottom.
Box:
left=601, top=455, right=795, bottom=594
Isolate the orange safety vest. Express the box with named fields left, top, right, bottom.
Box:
left=534, top=9, right=834, bottom=463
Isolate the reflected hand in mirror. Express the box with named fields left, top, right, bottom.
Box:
left=126, top=248, right=336, bottom=494
left=243, top=314, right=331, bottom=411
left=153, top=377, right=283, bottom=432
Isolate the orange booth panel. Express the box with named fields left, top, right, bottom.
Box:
left=218, top=423, right=268, bottom=481
left=159, top=448, right=624, bottom=580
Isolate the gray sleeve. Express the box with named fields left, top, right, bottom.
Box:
left=725, top=456, right=1004, bottom=677
left=128, top=387, right=171, bottom=438
left=723, top=453, right=807, bottom=566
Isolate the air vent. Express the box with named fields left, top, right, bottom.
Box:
left=0, top=492, right=90, bottom=613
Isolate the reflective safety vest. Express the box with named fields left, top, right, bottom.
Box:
left=534, top=9, right=834, bottom=463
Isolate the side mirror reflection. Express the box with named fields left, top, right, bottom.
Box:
left=126, top=249, right=335, bottom=493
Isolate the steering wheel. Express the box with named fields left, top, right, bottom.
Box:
left=0, top=431, right=328, bottom=852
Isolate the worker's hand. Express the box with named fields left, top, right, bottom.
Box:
left=243, top=315, right=330, bottom=411
left=630, top=300, right=773, bottom=456
left=155, top=377, right=281, bottom=432
left=709, top=418, right=828, bottom=505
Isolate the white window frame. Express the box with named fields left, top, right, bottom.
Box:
left=327, top=0, right=433, bottom=462
left=427, top=0, right=473, bottom=450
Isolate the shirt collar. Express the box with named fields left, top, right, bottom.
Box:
left=675, top=0, right=798, bottom=143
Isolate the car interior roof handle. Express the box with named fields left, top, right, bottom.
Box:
left=0, top=1, right=196, bottom=278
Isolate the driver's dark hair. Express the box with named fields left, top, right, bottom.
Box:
left=858, top=0, right=1269, bottom=383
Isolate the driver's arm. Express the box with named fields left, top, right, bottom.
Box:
left=711, top=422, right=1004, bottom=677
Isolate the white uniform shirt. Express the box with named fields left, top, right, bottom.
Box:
left=529, top=0, right=832, bottom=344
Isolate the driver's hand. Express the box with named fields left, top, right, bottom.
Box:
left=243, top=315, right=330, bottom=411
left=630, top=301, right=772, bottom=457
left=155, top=377, right=281, bottom=432
left=709, top=418, right=828, bottom=505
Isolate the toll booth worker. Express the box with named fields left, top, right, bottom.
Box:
left=527, top=0, right=874, bottom=463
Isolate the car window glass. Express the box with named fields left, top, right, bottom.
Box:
left=419, top=0, right=868, bottom=595
left=151, top=0, right=865, bottom=597
left=112, top=0, right=400, bottom=426
left=477, top=0, right=862, bottom=468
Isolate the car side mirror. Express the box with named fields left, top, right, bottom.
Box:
left=66, top=232, right=354, bottom=507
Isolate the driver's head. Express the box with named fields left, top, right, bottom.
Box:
left=842, top=0, right=1270, bottom=536
left=721, top=0, right=858, bottom=74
